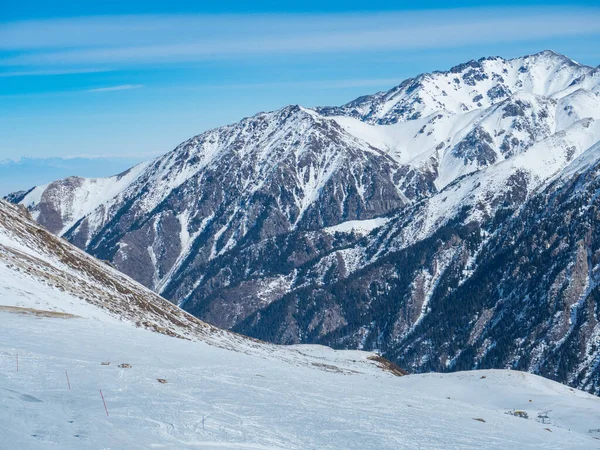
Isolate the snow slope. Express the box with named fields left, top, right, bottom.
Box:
left=3, top=312, right=600, bottom=449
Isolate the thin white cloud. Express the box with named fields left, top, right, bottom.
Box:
left=86, top=84, right=144, bottom=93
left=1, top=7, right=599, bottom=68
left=1, top=79, right=395, bottom=98
left=0, top=68, right=111, bottom=77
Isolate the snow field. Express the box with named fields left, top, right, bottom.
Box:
left=2, top=312, right=600, bottom=449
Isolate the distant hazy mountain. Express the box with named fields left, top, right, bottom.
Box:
left=9, top=50, right=600, bottom=393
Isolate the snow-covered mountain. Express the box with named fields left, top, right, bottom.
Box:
left=318, top=50, right=598, bottom=123
left=3, top=199, right=600, bottom=449
left=9, top=50, right=600, bottom=393
left=321, top=50, right=600, bottom=189
left=7, top=162, right=149, bottom=236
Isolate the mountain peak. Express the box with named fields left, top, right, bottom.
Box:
left=318, top=50, right=594, bottom=125
left=529, top=49, right=568, bottom=58
left=521, top=49, right=581, bottom=66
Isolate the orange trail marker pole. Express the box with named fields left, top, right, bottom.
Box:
left=100, top=390, right=109, bottom=416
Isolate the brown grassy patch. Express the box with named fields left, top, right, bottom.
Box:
left=367, top=355, right=409, bottom=377
left=0, top=305, right=78, bottom=319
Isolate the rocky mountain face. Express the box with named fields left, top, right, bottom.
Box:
left=9, top=50, right=600, bottom=392
left=238, top=143, right=600, bottom=394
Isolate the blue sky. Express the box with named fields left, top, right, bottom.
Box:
left=1, top=0, right=600, bottom=192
